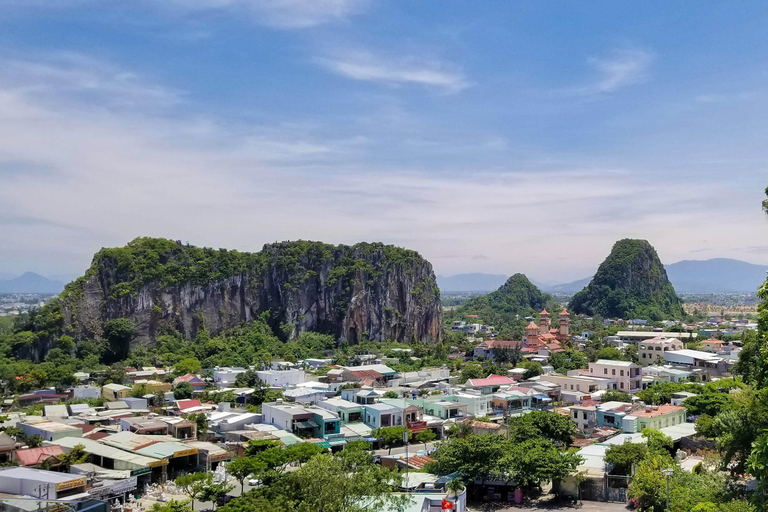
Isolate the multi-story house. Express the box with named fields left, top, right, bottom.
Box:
left=587, top=360, right=642, bottom=392
left=638, top=337, right=684, bottom=366
left=570, top=404, right=597, bottom=431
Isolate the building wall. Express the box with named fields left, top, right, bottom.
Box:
left=588, top=362, right=642, bottom=392
left=256, top=370, right=306, bottom=387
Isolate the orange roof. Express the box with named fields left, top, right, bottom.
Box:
left=703, top=338, right=725, bottom=344
left=559, top=309, right=569, bottom=316
left=540, top=309, right=550, bottom=316
left=633, top=404, right=685, bottom=418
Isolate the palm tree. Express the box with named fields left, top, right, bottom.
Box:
left=446, top=478, right=464, bottom=504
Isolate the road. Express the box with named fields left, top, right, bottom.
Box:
left=471, top=501, right=630, bottom=511
left=374, top=441, right=437, bottom=456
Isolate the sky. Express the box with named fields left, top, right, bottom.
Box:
left=1, top=1, right=768, bottom=284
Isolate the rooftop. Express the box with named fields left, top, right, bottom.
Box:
left=466, top=374, right=515, bottom=387
left=592, top=359, right=636, bottom=366
left=633, top=404, right=686, bottom=418
left=0, top=466, right=85, bottom=484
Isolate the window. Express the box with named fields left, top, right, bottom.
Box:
left=620, top=370, right=624, bottom=376
left=604, top=369, right=607, bottom=375
left=620, top=382, right=624, bottom=389
left=612, top=369, right=616, bottom=375
left=573, top=412, right=578, bottom=419
left=583, top=412, right=588, bottom=420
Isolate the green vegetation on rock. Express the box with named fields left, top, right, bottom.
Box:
left=569, top=239, right=684, bottom=320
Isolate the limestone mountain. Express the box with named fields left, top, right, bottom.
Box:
left=447, top=273, right=551, bottom=333
left=569, top=239, right=684, bottom=320
left=25, top=237, right=441, bottom=358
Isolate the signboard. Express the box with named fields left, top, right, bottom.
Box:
left=148, top=459, right=168, bottom=468
left=89, top=478, right=138, bottom=498
left=173, top=448, right=198, bottom=458
left=130, top=467, right=152, bottom=477
left=56, top=477, right=87, bottom=491
left=407, top=421, right=427, bottom=432
left=209, top=452, right=232, bottom=462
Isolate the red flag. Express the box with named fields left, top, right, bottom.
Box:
left=441, top=498, right=454, bottom=510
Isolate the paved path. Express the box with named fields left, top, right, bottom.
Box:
left=469, top=499, right=630, bottom=511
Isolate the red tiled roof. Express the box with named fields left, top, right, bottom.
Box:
left=85, top=431, right=111, bottom=441
left=580, top=400, right=600, bottom=407
left=467, top=374, right=515, bottom=387
left=483, top=340, right=523, bottom=349
left=177, top=399, right=202, bottom=411
left=540, top=310, right=550, bottom=316
left=559, top=309, right=570, bottom=316
left=526, top=321, right=539, bottom=330
left=175, top=374, right=200, bottom=382
left=402, top=455, right=434, bottom=469
left=350, top=370, right=383, bottom=381
left=633, top=404, right=685, bottom=418
left=15, top=446, right=64, bottom=466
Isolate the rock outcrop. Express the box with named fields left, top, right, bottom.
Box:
left=51, top=238, right=442, bottom=348
left=569, top=239, right=684, bottom=320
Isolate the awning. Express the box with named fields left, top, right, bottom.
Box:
left=314, top=441, right=332, bottom=449
left=534, top=394, right=552, bottom=401
left=295, top=420, right=319, bottom=429
left=327, top=439, right=347, bottom=447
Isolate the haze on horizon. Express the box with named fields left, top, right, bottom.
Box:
left=1, top=1, right=767, bottom=284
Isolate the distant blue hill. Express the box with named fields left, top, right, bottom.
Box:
left=0, top=272, right=65, bottom=294
left=665, top=258, right=768, bottom=293
left=438, top=258, right=768, bottom=295
left=437, top=273, right=508, bottom=292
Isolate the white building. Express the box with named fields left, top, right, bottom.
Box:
left=73, top=385, right=101, bottom=400
left=255, top=369, right=306, bottom=388
left=213, top=367, right=248, bottom=388
left=638, top=336, right=684, bottom=366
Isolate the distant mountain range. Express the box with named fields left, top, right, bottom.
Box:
left=0, top=272, right=65, bottom=294
left=438, top=258, right=768, bottom=294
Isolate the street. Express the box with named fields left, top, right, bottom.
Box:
left=374, top=441, right=437, bottom=456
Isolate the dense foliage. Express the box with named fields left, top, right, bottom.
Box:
left=569, top=239, right=684, bottom=320
left=444, top=273, right=553, bottom=338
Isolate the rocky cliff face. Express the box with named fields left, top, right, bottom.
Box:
left=56, top=238, right=442, bottom=348
left=569, top=239, right=683, bottom=320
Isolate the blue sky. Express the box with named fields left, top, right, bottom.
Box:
left=1, top=1, right=767, bottom=284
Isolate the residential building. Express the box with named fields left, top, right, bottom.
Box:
left=451, top=321, right=466, bottom=332
left=663, top=349, right=733, bottom=377
left=412, top=399, right=468, bottom=420
left=173, top=374, right=206, bottom=391
left=617, top=331, right=698, bottom=343
left=638, top=336, right=684, bottom=366
left=12, top=446, right=65, bottom=468
left=18, top=419, right=82, bottom=442
left=72, top=385, right=101, bottom=400
left=363, top=403, right=404, bottom=429
left=255, top=369, right=306, bottom=388
left=642, top=365, right=699, bottom=383
left=213, top=367, right=248, bottom=388
left=102, top=383, right=131, bottom=401
left=596, top=402, right=642, bottom=431
left=628, top=404, right=687, bottom=432
left=538, top=373, right=616, bottom=395
left=0, top=467, right=87, bottom=500
left=490, top=390, right=533, bottom=416
left=465, top=374, right=515, bottom=394
left=671, top=391, right=698, bottom=407
left=587, top=360, right=642, bottom=392
left=570, top=404, right=597, bottom=431
left=449, top=391, right=493, bottom=418
left=262, top=400, right=322, bottom=437
left=119, top=417, right=169, bottom=435
left=316, top=398, right=364, bottom=424
left=700, top=338, right=727, bottom=354
left=283, top=388, right=326, bottom=405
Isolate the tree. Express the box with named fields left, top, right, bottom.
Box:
left=517, top=359, right=543, bottom=379
left=627, top=457, right=670, bottom=511
left=597, top=347, right=623, bottom=360
left=499, top=438, right=583, bottom=492
left=604, top=442, right=649, bottom=475
left=382, top=391, right=399, bottom=399
left=57, top=443, right=89, bottom=470
left=747, top=432, right=768, bottom=509
left=508, top=410, right=576, bottom=446
left=25, top=434, right=44, bottom=448
left=601, top=389, right=633, bottom=403
left=175, top=472, right=211, bottom=511
left=549, top=349, right=588, bottom=373
left=173, top=358, right=202, bottom=377
left=150, top=500, right=193, bottom=512
left=459, top=362, right=484, bottom=383
left=227, top=456, right=267, bottom=493
left=198, top=479, right=234, bottom=510
left=415, top=429, right=436, bottom=449
left=372, top=426, right=409, bottom=454
left=184, top=412, right=208, bottom=440
left=174, top=381, right=194, bottom=400
left=103, top=318, right=135, bottom=363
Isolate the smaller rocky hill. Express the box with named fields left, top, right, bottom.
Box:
left=569, top=239, right=683, bottom=320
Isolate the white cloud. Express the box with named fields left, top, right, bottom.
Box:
left=0, top=52, right=765, bottom=283
left=164, top=0, right=366, bottom=28
left=316, top=50, right=469, bottom=92
left=588, top=49, right=653, bottom=93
